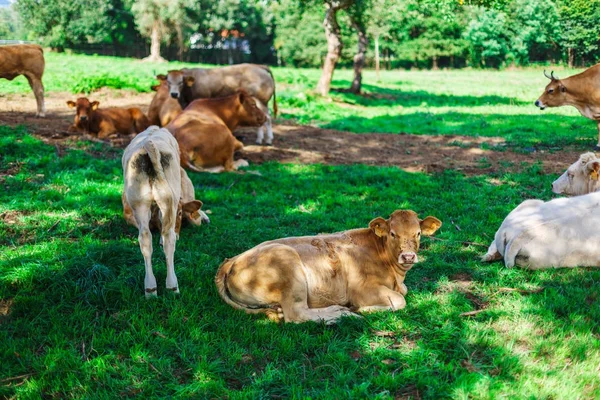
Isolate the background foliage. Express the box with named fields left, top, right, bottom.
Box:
left=3, top=0, right=600, bottom=68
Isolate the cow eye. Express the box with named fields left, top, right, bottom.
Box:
left=390, top=232, right=396, bottom=238
left=548, top=89, right=554, bottom=94
left=417, top=232, right=421, bottom=237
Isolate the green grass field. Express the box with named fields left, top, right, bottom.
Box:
left=1, top=53, right=600, bottom=399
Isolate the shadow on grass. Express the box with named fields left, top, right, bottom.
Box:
left=320, top=111, right=596, bottom=149
left=330, top=82, right=530, bottom=108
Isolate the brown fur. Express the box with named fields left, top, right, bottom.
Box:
left=67, top=97, right=150, bottom=139
left=165, top=90, right=267, bottom=172
left=536, top=65, right=600, bottom=146
left=148, top=77, right=182, bottom=127
left=215, top=210, right=442, bottom=324
left=0, top=44, right=45, bottom=117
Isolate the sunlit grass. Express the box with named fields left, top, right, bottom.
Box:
left=1, top=126, right=599, bottom=398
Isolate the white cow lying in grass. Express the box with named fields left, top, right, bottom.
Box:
left=483, top=152, right=600, bottom=269
left=122, top=126, right=207, bottom=296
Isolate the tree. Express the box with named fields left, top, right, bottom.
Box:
left=0, top=5, right=25, bottom=39
left=463, top=7, right=510, bottom=67
left=365, top=0, right=399, bottom=78
left=347, top=0, right=368, bottom=93
left=315, top=0, right=354, bottom=96
left=558, top=0, right=600, bottom=67
left=131, top=0, right=168, bottom=62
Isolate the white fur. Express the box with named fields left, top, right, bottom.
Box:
left=122, top=126, right=182, bottom=296
left=483, top=193, right=600, bottom=269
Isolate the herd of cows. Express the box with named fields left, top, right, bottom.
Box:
left=3, top=43, right=600, bottom=323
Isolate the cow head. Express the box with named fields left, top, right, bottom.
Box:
left=236, top=90, right=267, bottom=126
left=552, top=152, right=600, bottom=196
left=175, top=200, right=204, bottom=235
left=535, top=70, right=567, bottom=109
left=369, top=210, right=442, bottom=268
left=162, top=70, right=194, bottom=99
left=67, top=97, right=99, bottom=125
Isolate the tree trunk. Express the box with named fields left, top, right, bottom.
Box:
left=374, top=34, right=380, bottom=80
left=316, top=1, right=352, bottom=96
left=349, top=17, right=368, bottom=94
left=143, top=20, right=166, bottom=62
left=432, top=56, right=438, bottom=70
left=176, top=22, right=184, bottom=62
left=568, top=48, right=574, bottom=68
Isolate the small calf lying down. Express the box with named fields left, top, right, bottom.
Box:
left=148, top=76, right=182, bottom=127
left=165, top=90, right=267, bottom=173
left=122, top=126, right=207, bottom=297
left=67, top=97, right=150, bottom=139
left=482, top=192, right=600, bottom=269
left=551, top=152, right=600, bottom=196
left=215, top=210, right=442, bottom=324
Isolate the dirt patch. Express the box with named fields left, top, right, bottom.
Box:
left=0, top=90, right=585, bottom=175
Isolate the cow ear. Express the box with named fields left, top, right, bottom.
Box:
left=182, top=200, right=202, bottom=213
left=369, top=217, right=389, bottom=237
left=67, top=101, right=76, bottom=108
left=151, top=85, right=159, bottom=91
left=420, top=216, right=442, bottom=236
left=184, top=76, right=195, bottom=86
left=91, top=101, right=100, bottom=111
left=588, top=161, right=600, bottom=181
left=156, top=74, right=167, bottom=81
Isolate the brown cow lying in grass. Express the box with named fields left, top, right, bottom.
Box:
left=148, top=76, right=182, bottom=127
left=166, top=90, right=267, bottom=173
left=0, top=44, right=45, bottom=117
left=67, top=97, right=150, bottom=139
left=216, top=210, right=442, bottom=324
left=122, top=126, right=208, bottom=297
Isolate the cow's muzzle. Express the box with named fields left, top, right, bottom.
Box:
left=170, top=93, right=179, bottom=99
left=79, top=115, right=88, bottom=121
left=399, top=252, right=418, bottom=267
left=534, top=100, right=545, bottom=110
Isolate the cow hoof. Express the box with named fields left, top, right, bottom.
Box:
left=264, top=142, right=273, bottom=147
left=167, top=287, right=180, bottom=295
left=255, top=140, right=263, bottom=145
left=145, top=288, right=158, bottom=298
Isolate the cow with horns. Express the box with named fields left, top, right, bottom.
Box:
left=535, top=66, right=600, bottom=150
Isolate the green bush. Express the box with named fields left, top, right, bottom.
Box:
left=70, top=74, right=151, bottom=94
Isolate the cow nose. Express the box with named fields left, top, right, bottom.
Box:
left=170, top=93, right=179, bottom=99
left=80, top=115, right=87, bottom=121
left=534, top=100, right=540, bottom=107
left=401, top=253, right=416, bottom=264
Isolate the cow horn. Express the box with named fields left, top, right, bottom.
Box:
left=551, top=71, right=558, bottom=80
left=544, top=70, right=553, bottom=80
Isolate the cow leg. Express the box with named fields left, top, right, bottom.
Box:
left=256, top=126, right=264, bottom=145
left=356, top=286, right=406, bottom=313
left=162, top=225, right=179, bottom=294
left=133, top=202, right=157, bottom=298
left=596, top=121, right=600, bottom=150
left=98, top=120, right=118, bottom=139
left=264, top=112, right=273, bottom=146
left=24, top=74, right=45, bottom=117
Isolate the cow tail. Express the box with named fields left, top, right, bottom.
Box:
left=215, top=258, right=272, bottom=315
left=144, top=140, right=177, bottom=229
left=503, top=238, right=519, bottom=268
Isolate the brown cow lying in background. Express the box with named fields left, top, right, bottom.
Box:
left=67, top=97, right=150, bottom=139
left=216, top=210, right=442, bottom=324
left=166, top=90, right=266, bottom=173
left=0, top=44, right=45, bottom=117
left=148, top=76, right=182, bottom=127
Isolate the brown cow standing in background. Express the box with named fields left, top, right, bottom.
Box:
left=0, top=44, right=46, bottom=117
left=535, top=67, right=600, bottom=150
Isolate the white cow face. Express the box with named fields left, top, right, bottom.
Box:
left=552, top=152, right=600, bottom=196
